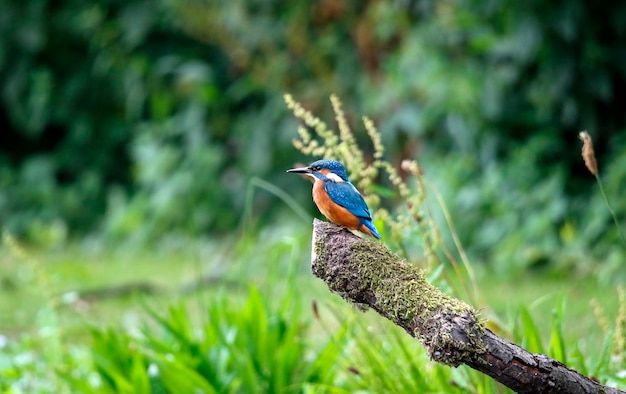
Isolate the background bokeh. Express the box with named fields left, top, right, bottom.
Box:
left=2, top=0, right=626, bottom=271
left=2, top=2, right=626, bottom=392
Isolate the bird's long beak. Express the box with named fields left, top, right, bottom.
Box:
left=286, top=166, right=312, bottom=174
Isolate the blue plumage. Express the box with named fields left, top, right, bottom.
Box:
left=310, top=159, right=349, bottom=181
left=324, top=181, right=378, bottom=232
left=324, top=181, right=370, bottom=219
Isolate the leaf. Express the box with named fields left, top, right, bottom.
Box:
left=549, top=296, right=567, bottom=364
left=517, top=307, right=544, bottom=354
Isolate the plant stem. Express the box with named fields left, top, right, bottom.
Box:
left=595, top=175, right=626, bottom=251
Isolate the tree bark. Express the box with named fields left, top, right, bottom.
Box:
left=311, top=219, right=624, bottom=394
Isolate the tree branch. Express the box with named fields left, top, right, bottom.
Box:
left=311, top=219, right=624, bottom=394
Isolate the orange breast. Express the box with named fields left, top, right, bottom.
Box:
left=312, top=180, right=360, bottom=229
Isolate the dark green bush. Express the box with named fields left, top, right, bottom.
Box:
left=1, top=0, right=625, bottom=271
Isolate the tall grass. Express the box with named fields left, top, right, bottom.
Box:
left=1, top=230, right=626, bottom=392
left=84, top=288, right=348, bottom=393
left=578, top=131, right=626, bottom=252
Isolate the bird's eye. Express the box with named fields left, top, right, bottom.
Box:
left=311, top=166, right=319, bottom=171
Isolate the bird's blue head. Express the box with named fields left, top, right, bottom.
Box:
left=287, top=159, right=349, bottom=182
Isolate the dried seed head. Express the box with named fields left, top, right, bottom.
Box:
left=578, top=131, right=598, bottom=176
left=347, top=366, right=360, bottom=375
left=401, top=159, right=423, bottom=176
left=311, top=300, right=320, bottom=321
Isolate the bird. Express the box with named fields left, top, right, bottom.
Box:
left=287, top=159, right=381, bottom=239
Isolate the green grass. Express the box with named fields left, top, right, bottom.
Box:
left=1, top=228, right=625, bottom=393
left=1, top=243, right=205, bottom=334
left=475, top=269, right=621, bottom=350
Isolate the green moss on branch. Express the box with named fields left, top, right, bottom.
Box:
left=311, top=219, right=485, bottom=366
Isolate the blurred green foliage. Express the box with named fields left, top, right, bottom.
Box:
left=87, top=289, right=348, bottom=393
left=2, top=261, right=624, bottom=392
left=1, top=223, right=625, bottom=392
left=1, top=0, right=626, bottom=270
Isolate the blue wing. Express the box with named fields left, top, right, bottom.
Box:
left=324, top=181, right=372, bottom=220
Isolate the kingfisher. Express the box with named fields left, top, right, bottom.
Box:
left=287, top=159, right=381, bottom=239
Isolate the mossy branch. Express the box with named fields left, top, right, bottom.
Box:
left=311, top=219, right=625, bottom=394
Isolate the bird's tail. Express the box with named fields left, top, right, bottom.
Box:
left=361, top=220, right=382, bottom=239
